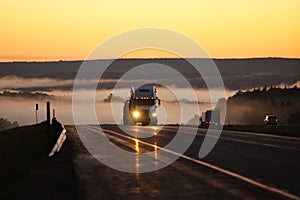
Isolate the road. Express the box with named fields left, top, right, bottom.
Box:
left=67, top=125, right=300, bottom=200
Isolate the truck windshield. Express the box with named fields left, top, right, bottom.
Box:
left=136, top=99, right=155, bottom=106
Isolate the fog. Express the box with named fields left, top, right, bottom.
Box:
left=1, top=75, right=298, bottom=126
left=0, top=98, right=214, bottom=126
left=0, top=86, right=230, bottom=125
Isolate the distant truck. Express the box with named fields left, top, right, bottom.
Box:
left=202, top=109, right=220, bottom=125
left=123, top=85, right=160, bottom=126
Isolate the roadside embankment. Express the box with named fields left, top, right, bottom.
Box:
left=0, top=121, right=76, bottom=199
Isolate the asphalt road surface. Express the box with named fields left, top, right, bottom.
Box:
left=67, top=125, right=300, bottom=200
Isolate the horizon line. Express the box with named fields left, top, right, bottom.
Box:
left=0, top=57, right=300, bottom=63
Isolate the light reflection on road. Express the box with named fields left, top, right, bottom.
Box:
left=134, top=138, right=139, bottom=153
left=124, top=125, right=163, bottom=138
left=154, top=142, right=158, bottom=160
left=131, top=126, right=160, bottom=171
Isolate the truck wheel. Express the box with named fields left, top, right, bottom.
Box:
left=149, top=119, right=157, bottom=126
left=141, top=120, right=151, bottom=126
left=123, top=114, right=134, bottom=125
left=123, top=100, right=134, bottom=125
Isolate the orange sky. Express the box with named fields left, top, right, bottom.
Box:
left=0, top=0, right=299, bottom=61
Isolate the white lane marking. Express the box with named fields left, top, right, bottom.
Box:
left=199, top=132, right=300, bottom=151
left=121, top=126, right=300, bottom=151
left=166, top=125, right=300, bottom=142
left=160, top=126, right=300, bottom=151
left=222, top=128, right=300, bottom=141
left=98, top=126, right=300, bottom=200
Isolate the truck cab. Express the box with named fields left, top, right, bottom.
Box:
left=123, top=85, right=160, bottom=126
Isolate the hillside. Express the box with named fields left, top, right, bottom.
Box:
left=224, top=86, right=300, bottom=125
left=0, top=58, right=299, bottom=90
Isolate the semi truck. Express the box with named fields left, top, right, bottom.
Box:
left=123, top=85, right=160, bottom=126
left=202, top=109, right=220, bottom=125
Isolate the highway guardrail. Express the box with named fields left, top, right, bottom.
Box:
left=48, top=120, right=67, bottom=157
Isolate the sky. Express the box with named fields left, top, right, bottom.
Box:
left=0, top=0, right=299, bottom=61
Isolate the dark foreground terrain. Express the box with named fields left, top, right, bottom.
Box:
left=0, top=123, right=76, bottom=199
left=1, top=124, right=300, bottom=199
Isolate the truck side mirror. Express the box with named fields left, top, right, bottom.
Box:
left=155, top=99, right=160, bottom=107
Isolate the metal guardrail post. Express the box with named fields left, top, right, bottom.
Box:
left=46, top=101, right=51, bottom=126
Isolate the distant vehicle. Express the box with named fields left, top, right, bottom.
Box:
left=202, top=109, right=220, bottom=125
left=264, top=115, right=278, bottom=125
left=123, top=85, right=160, bottom=126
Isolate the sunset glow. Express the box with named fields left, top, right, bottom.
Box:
left=0, top=0, right=299, bottom=61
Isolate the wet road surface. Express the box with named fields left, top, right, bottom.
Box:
left=67, top=125, right=300, bottom=200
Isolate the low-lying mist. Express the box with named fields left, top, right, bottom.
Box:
left=1, top=75, right=299, bottom=126
left=0, top=96, right=214, bottom=126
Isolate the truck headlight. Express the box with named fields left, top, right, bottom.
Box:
left=133, top=110, right=140, bottom=118
left=151, top=112, right=157, bottom=117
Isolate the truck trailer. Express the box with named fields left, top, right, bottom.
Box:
left=123, top=85, right=160, bottom=126
left=203, top=109, right=220, bottom=125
